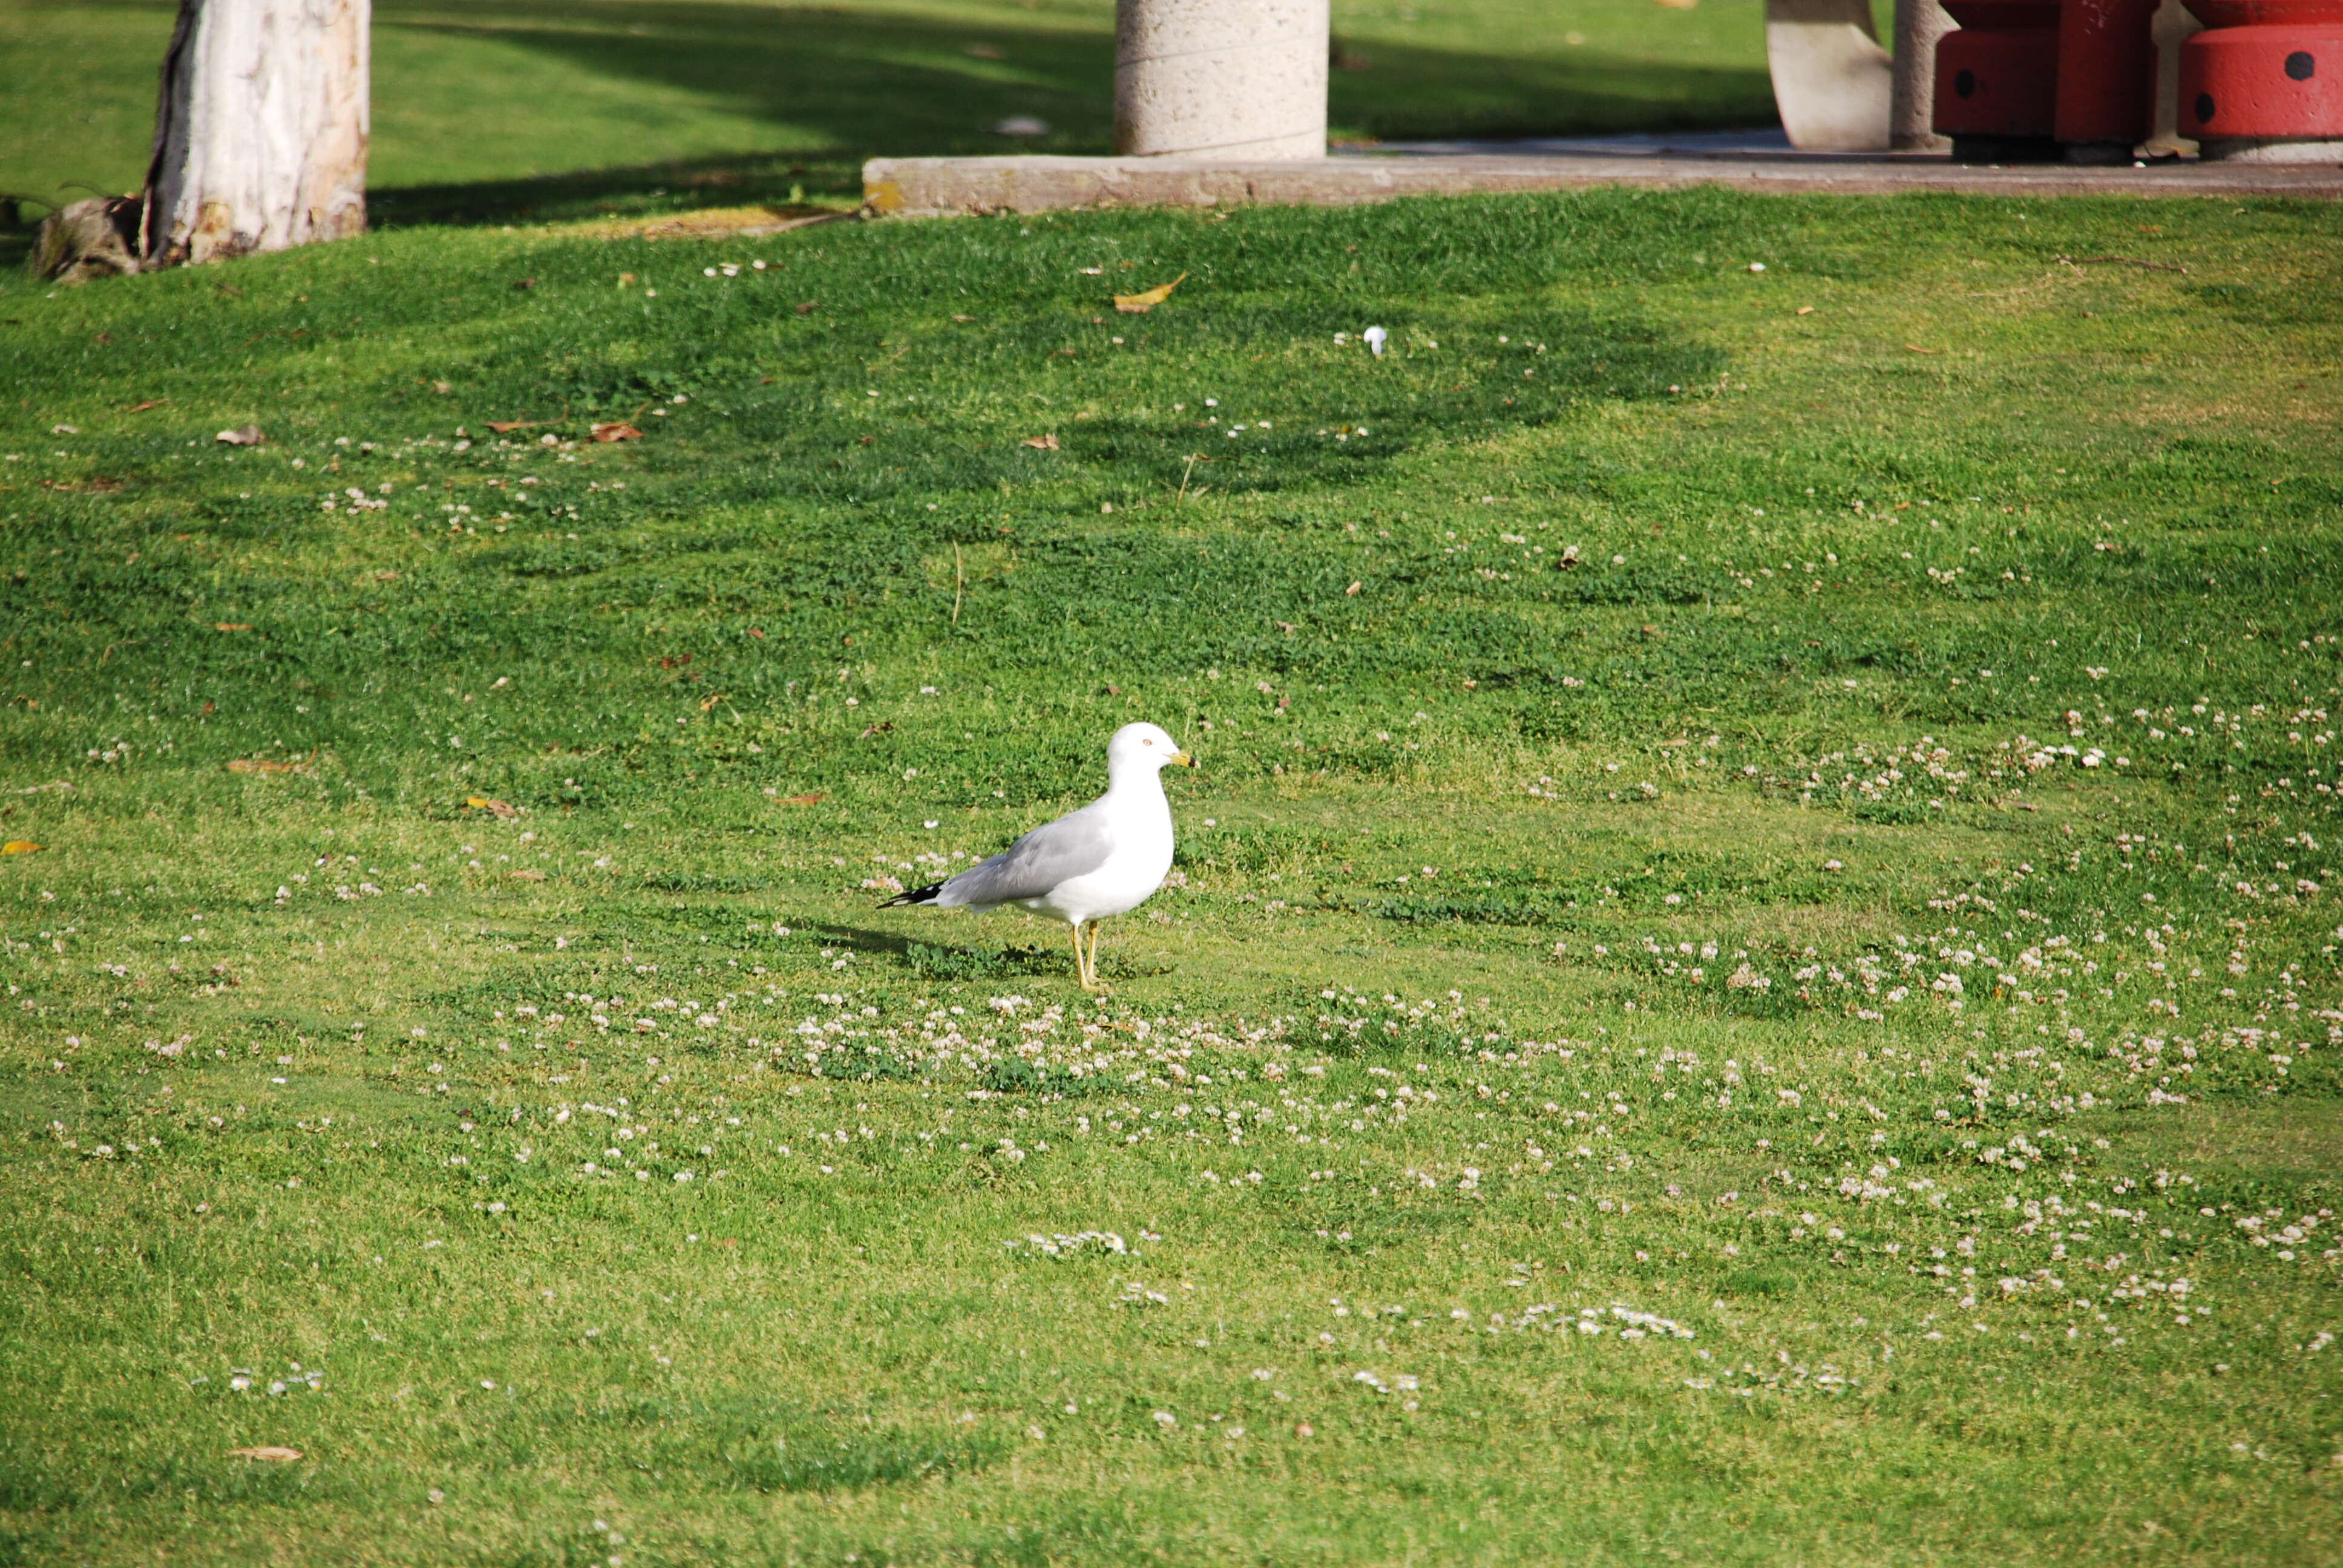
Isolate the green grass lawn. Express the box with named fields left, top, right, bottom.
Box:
left=2, top=0, right=1801, bottom=235
left=4, top=185, right=2343, bottom=1563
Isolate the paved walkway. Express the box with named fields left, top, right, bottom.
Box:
left=863, top=134, right=2343, bottom=218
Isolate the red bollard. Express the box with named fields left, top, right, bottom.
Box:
left=2178, top=0, right=2343, bottom=160
left=2057, top=0, right=2162, bottom=158
left=1936, top=0, right=2065, bottom=160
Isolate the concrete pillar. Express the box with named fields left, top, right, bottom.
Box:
left=1766, top=0, right=1894, bottom=151
left=2143, top=0, right=2204, bottom=157
left=1891, top=0, right=1956, bottom=150
left=1113, top=0, right=1328, bottom=160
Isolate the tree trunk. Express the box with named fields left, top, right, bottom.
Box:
left=142, top=0, right=370, bottom=267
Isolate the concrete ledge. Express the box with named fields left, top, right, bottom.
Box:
left=862, top=151, right=2343, bottom=218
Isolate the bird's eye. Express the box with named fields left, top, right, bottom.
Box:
left=1142, top=738, right=1153, bottom=745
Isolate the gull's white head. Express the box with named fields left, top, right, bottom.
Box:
left=1107, top=721, right=1194, bottom=782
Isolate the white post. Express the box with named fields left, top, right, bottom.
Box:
left=1890, top=0, right=1955, bottom=151
left=143, top=0, right=370, bottom=267
left=1113, top=0, right=1328, bottom=160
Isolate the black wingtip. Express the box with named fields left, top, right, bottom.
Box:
left=879, top=881, right=945, bottom=909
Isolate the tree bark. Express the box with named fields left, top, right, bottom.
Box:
left=142, top=0, right=370, bottom=267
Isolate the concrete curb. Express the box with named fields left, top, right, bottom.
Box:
left=861, top=151, right=2343, bottom=218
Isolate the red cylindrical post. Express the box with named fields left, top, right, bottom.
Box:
left=2178, top=1, right=2343, bottom=159
left=2057, top=0, right=2161, bottom=158
left=1936, top=0, right=2064, bottom=160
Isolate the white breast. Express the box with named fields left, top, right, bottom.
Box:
left=1023, top=778, right=1175, bottom=924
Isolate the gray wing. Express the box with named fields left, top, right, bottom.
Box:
left=936, top=804, right=1114, bottom=908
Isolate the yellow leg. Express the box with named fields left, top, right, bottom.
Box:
left=1069, top=922, right=1090, bottom=988
left=1086, top=922, right=1104, bottom=988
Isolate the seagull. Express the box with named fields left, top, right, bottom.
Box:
left=881, top=722, right=1194, bottom=990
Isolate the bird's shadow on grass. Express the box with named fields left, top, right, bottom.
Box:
left=812, top=922, right=1168, bottom=982
left=812, top=922, right=1064, bottom=980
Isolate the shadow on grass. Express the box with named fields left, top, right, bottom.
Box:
left=367, top=0, right=1772, bottom=226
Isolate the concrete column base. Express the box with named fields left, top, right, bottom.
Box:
left=1114, top=0, right=1329, bottom=160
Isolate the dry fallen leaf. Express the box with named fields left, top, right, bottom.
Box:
left=591, top=422, right=642, bottom=443
left=1904, top=344, right=1942, bottom=354
left=227, top=1446, right=303, bottom=1463
left=1022, top=433, right=1060, bottom=451
left=125, top=398, right=169, bottom=414
left=1345, top=581, right=1362, bottom=596
left=226, top=758, right=299, bottom=776
left=858, top=720, right=896, bottom=739
left=777, top=792, right=824, bottom=806
left=214, top=425, right=264, bottom=446
left=215, top=622, right=252, bottom=632
left=509, top=868, right=547, bottom=881
left=465, top=796, right=520, bottom=819
left=1112, top=271, right=1187, bottom=313
left=1795, top=305, right=1815, bottom=316
left=485, top=420, right=536, bottom=434
left=698, top=691, right=727, bottom=711
left=1, top=840, right=41, bottom=855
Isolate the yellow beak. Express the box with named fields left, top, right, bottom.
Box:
left=1168, top=751, right=1196, bottom=768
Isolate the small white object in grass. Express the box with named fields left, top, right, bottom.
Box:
left=1748, top=262, right=1766, bottom=272
left=1363, top=326, right=1388, bottom=356
left=994, top=116, right=1050, bottom=136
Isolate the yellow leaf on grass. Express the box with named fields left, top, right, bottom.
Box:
left=1113, top=271, right=1187, bottom=313
left=215, top=622, right=252, bottom=632
left=465, top=796, right=520, bottom=819
left=698, top=691, right=727, bottom=711
left=1021, top=433, right=1059, bottom=450
left=591, top=422, right=642, bottom=443
left=1, top=840, right=39, bottom=855
left=226, top=757, right=299, bottom=776
left=227, top=1446, right=302, bottom=1463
